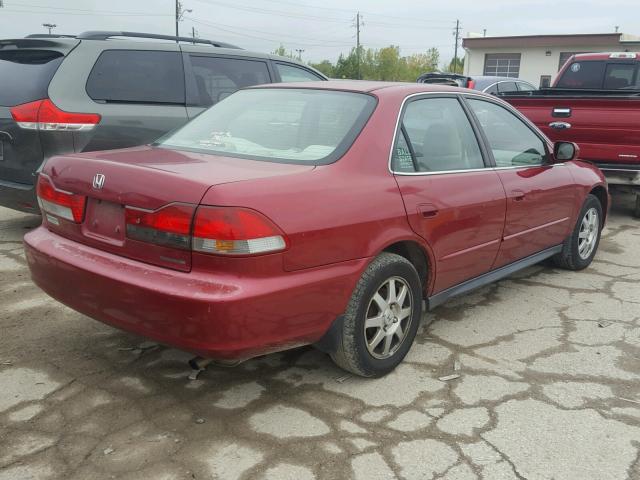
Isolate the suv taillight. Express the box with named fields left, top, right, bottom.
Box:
left=36, top=175, right=86, bottom=223
left=466, top=79, right=476, bottom=89
left=11, top=99, right=101, bottom=131
left=124, top=204, right=288, bottom=256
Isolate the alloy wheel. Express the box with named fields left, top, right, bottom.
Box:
left=578, top=207, right=599, bottom=260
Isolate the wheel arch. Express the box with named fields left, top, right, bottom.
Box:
left=589, top=184, right=608, bottom=224
left=380, top=239, right=434, bottom=296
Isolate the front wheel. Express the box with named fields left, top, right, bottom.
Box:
left=553, top=194, right=603, bottom=270
left=330, top=252, right=423, bottom=377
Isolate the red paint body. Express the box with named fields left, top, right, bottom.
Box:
left=503, top=53, right=640, bottom=168
left=24, top=82, right=607, bottom=361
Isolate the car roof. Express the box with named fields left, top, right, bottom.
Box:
left=569, top=52, right=638, bottom=61
left=254, top=80, right=469, bottom=95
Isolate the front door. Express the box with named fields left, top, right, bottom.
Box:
left=392, top=95, right=506, bottom=293
left=466, top=98, right=576, bottom=268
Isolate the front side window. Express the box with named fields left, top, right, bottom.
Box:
left=276, top=63, right=323, bottom=82
left=158, top=88, right=376, bottom=164
left=86, top=50, right=185, bottom=104
left=468, top=99, right=547, bottom=167
left=188, top=56, right=271, bottom=107
left=392, top=97, right=485, bottom=173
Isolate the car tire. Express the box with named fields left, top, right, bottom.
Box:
left=553, top=194, right=603, bottom=270
left=330, top=252, right=423, bottom=377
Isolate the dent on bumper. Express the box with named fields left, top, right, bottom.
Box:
left=24, top=226, right=368, bottom=360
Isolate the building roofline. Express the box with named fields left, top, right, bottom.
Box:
left=462, top=33, right=639, bottom=49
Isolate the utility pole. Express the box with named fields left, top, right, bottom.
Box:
left=175, top=0, right=192, bottom=41
left=354, top=12, right=363, bottom=80
left=483, top=28, right=487, bottom=37
left=295, top=48, right=305, bottom=61
left=42, top=23, right=57, bottom=35
left=192, top=26, right=198, bottom=44
left=453, top=19, right=461, bottom=74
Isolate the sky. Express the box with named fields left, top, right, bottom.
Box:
left=1, top=0, right=639, bottom=65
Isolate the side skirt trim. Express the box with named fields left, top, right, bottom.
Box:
left=427, top=244, right=563, bottom=310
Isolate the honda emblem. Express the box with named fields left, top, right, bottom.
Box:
left=92, top=173, right=105, bottom=190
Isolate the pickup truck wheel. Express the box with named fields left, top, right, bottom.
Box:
left=553, top=194, right=603, bottom=270
left=330, top=252, right=422, bottom=377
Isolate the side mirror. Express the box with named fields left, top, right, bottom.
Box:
left=553, top=141, right=579, bottom=162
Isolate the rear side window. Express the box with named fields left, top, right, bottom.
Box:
left=393, top=97, right=484, bottom=173
left=276, top=63, right=323, bottom=82
left=188, top=55, right=271, bottom=107
left=517, top=82, right=536, bottom=92
left=497, top=82, right=518, bottom=94
left=556, top=61, right=605, bottom=88
left=0, top=50, right=63, bottom=106
left=86, top=50, right=185, bottom=104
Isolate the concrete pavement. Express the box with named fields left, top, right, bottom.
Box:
left=1, top=194, right=639, bottom=480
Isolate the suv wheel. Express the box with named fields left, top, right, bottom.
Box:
left=330, top=253, right=422, bottom=377
left=553, top=194, right=603, bottom=270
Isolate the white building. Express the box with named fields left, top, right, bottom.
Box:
left=462, top=33, right=640, bottom=87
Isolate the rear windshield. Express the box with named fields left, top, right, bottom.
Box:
left=157, top=88, right=377, bottom=164
left=0, top=50, right=63, bottom=106
left=556, top=60, right=605, bottom=88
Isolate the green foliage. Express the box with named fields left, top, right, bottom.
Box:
left=448, top=56, right=464, bottom=74
left=272, top=44, right=295, bottom=59
left=308, top=60, right=335, bottom=78
left=308, top=45, right=441, bottom=81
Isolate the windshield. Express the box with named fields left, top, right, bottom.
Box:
left=157, top=88, right=376, bottom=164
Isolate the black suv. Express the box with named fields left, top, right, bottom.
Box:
left=0, top=31, right=327, bottom=213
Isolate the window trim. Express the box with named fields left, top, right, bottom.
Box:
left=461, top=94, right=552, bottom=168
left=388, top=92, right=554, bottom=176
left=85, top=49, right=187, bottom=106
left=388, top=93, right=493, bottom=176
left=183, top=53, right=274, bottom=107
left=273, top=61, right=326, bottom=82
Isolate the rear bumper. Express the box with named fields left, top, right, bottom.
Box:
left=0, top=178, right=39, bottom=213
left=24, top=226, right=367, bottom=360
left=594, top=163, right=640, bottom=187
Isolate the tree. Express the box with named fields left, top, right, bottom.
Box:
left=309, top=60, right=335, bottom=78
left=448, top=56, right=464, bottom=74
left=272, top=44, right=295, bottom=59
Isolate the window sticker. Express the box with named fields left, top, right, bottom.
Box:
left=571, top=63, right=581, bottom=73
left=396, top=145, right=414, bottom=171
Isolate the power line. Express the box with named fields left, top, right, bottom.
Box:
left=193, top=0, right=350, bottom=23
left=3, top=7, right=171, bottom=17
left=6, top=2, right=172, bottom=16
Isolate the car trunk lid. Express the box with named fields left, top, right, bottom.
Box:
left=40, top=146, right=314, bottom=271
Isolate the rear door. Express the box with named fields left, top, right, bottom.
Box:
left=392, top=95, right=506, bottom=293
left=465, top=97, right=576, bottom=267
left=0, top=39, right=78, bottom=187
left=48, top=41, right=189, bottom=153
left=181, top=49, right=273, bottom=118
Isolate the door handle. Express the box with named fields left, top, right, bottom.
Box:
left=552, top=107, right=571, bottom=118
left=418, top=204, right=439, bottom=218
left=549, top=121, right=572, bottom=130
left=511, top=190, right=526, bottom=201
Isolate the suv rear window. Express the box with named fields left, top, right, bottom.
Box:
left=556, top=60, right=605, bottom=88
left=86, top=50, right=185, bottom=104
left=157, top=88, right=376, bottom=164
left=0, top=50, right=63, bottom=106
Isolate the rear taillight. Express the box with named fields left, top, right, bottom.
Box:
left=192, top=206, right=287, bottom=255
left=124, top=204, right=288, bottom=256
left=11, top=99, right=101, bottom=131
left=125, top=204, right=195, bottom=251
left=466, top=79, right=476, bottom=89
left=36, top=175, right=86, bottom=223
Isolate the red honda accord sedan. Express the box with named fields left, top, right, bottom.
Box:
left=24, top=82, right=608, bottom=377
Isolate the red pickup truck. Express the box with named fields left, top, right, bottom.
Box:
left=501, top=52, right=640, bottom=216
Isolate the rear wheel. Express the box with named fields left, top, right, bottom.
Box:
left=553, top=194, right=603, bottom=270
left=330, top=253, right=422, bottom=377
